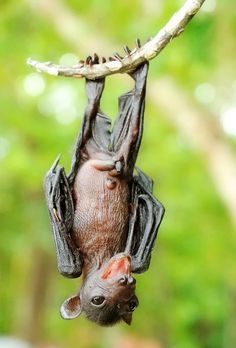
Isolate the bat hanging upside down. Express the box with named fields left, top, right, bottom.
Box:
left=44, top=62, right=164, bottom=326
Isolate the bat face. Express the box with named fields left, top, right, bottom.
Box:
left=60, top=254, right=138, bottom=325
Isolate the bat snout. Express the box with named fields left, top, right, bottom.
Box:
left=118, top=275, right=136, bottom=286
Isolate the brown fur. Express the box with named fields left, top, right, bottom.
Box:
left=72, top=157, right=130, bottom=269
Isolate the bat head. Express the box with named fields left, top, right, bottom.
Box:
left=60, top=253, right=138, bottom=326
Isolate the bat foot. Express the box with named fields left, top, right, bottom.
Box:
left=86, top=78, right=105, bottom=102
left=53, top=207, right=62, bottom=222
left=128, top=62, right=149, bottom=85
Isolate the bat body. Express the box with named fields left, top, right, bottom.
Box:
left=44, top=63, right=164, bottom=326
left=72, top=157, right=130, bottom=265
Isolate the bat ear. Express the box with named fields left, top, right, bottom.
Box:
left=122, top=312, right=132, bottom=325
left=60, top=295, right=82, bottom=319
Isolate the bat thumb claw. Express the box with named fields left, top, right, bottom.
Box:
left=51, top=154, right=61, bottom=172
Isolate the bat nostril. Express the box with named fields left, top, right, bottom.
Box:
left=118, top=276, right=136, bottom=286
left=127, top=276, right=136, bottom=285
left=118, top=275, right=128, bottom=285
left=118, top=275, right=136, bottom=286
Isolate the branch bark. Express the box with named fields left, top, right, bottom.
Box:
left=27, top=0, right=205, bottom=79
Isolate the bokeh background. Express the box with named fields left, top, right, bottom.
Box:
left=1, top=0, right=236, bottom=347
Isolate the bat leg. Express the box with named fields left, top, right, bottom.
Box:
left=68, top=77, right=106, bottom=183
left=111, top=62, right=149, bottom=176
left=44, top=156, right=82, bottom=278
left=125, top=169, right=165, bottom=274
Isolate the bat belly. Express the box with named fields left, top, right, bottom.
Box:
left=72, top=160, right=130, bottom=258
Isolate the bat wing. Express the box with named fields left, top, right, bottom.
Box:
left=68, top=111, right=111, bottom=184
left=44, top=158, right=82, bottom=278
left=111, top=91, right=134, bottom=153
left=110, top=63, right=148, bottom=177
left=126, top=168, right=165, bottom=274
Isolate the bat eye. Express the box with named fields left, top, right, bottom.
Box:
left=91, top=296, right=105, bottom=306
left=129, top=300, right=137, bottom=312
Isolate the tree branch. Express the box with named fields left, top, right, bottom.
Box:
left=27, top=0, right=205, bottom=79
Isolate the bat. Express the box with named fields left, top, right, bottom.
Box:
left=44, top=62, right=164, bottom=326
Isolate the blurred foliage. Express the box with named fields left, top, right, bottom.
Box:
left=0, top=1, right=236, bottom=348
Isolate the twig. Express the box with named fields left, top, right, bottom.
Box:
left=27, top=0, right=205, bottom=79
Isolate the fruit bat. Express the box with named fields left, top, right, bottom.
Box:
left=44, top=62, right=164, bottom=326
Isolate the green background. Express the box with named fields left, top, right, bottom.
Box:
left=1, top=1, right=236, bottom=347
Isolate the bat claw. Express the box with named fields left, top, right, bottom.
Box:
left=93, top=53, right=99, bottom=64
left=135, top=38, right=141, bottom=48
left=115, top=161, right=123, bottom=174
left=113, top=53, right=123, bottom=63
left=49, top=154, right=61, bottom=173
left=53, top=208, right=61, bottom=222
left=86, top=56, right=92, bottom=65
left=123, top=45, right=131, bottom=55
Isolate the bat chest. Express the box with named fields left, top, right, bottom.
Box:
left=72, top=160, right=130, bottom=258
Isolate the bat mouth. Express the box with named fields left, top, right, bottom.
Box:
left=101, top=254, right=131, bottom=280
